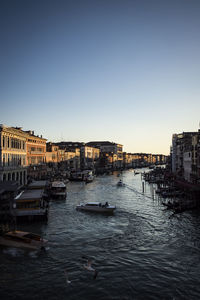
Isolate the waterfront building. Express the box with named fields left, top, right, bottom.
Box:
left=80, top=145, right=100, bottom=170
left=171, top=134, right=178, bottom=173
left=197, top=132, right=200, bottom=183
left=54, top=142, right=100, bottom=171
left=64, top=150, right=76, bottom=170
left=131, top=154, right=142, bottom=168
left=46, top=142, right=81, bottom=172
left=123, top=152, right=134, bottom=169
left=107, top=152, right=118, bottom=169
left=55, top=141, right=85, bottom=151
left=190, top=134, right=199, bottom=184
left=14, top=188, right=48, bottom=221
left=63, top=149, right=80, bottom=171
left=12, top=180, right=49, bottom=222
left=46, top=143, right=59, bottom=164
left=152, top=154, right=167, bottom=165
left=0, top=125, right=27, bottom=185
left=25, top=130, right=47, bottom=166
left=25, top=130, right=47, bottom=180
left=57, top=148, right=65, bottom=163
left=86, top=141, right=123, bottom=169
left=132, top=153, right=152, bottom=167
left=171, top=131, right=200, bottom=183
left=52, top=142, right=81, bottom=169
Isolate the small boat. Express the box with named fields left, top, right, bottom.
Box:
left=50, top=181, right=67, bottom=199
left=85, top=174, right=94, bottom=183
left=134, top=171, right=140, bottom=175
left=0, top=230, right=48, bottom=250
left=70, top=170, right=94, bottom=182
left=76, top=202, right=116, bottom=214
left=117, top=179, right=125, bottom=187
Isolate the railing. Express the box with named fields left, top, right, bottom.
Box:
left=29, top=151, right=45, bottom=155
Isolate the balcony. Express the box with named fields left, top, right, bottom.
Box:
left=29, top=151, right=44, bottom=155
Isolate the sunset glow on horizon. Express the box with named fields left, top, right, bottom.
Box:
left=1, top=0, right=200, bottom=155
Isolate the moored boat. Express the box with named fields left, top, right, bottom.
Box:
left=50, top=181, right=67, bottom=199
left=76, top=202, right=116, bottom=214
left=70, top=170, right=94, bottom=182
left=0, top=230, right=48, bottom=250
left=85, top=174, right=94, bottom=183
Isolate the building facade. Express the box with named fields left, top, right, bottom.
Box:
left=86, top=141, right=123, bottom=169
left=46, top=143, right=59, bottom=164
left=0, top=125, right=27, bottom=185
left=26, top=131, right=47, bottom=166
left=80, top=145, right=100, bottom=170
left=171, top=131, right=200, bottom=183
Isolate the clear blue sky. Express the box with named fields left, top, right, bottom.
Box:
left=1, top=0, right=200, bottom=155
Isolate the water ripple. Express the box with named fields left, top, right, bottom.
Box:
left=1, top=169, right=200, bottom=299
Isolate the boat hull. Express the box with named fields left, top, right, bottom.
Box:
left=51, top=192, right=67, bottom=199
left=76, top=205, right=116, bottom=214
left=0, top=231, right=48, bottom=250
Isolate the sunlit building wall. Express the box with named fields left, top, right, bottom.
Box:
left=25, top=130, right=47, bottom=166
left=0, top=124, right=27, bottom=185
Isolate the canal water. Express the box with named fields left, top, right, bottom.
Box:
left=1, top=169, right=200, bottom=300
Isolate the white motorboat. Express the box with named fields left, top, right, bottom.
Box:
left=70, top=170, right=94, bottom=182
left=76, top=202, right=116, bottom=214
left=50, top=181, right=67, bottom=199
left=0, top=230, right=48, bottom=250
left=117, top=179, right=125, bottom=187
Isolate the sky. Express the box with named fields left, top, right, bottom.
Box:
left=1, top=0, right=200, bottom=155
